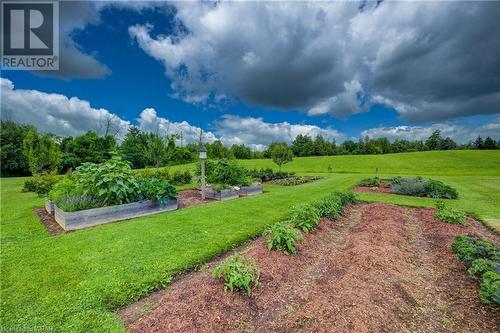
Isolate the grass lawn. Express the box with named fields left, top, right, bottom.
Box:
left=1, top=150, right=499, bottom=332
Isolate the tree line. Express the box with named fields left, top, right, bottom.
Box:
left=1, top=120, right=498, bottom=176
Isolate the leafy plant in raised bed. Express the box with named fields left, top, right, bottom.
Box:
left=434, top=201, right=466, bottom=225
left=263, top=221, right=302, bottom=255
left=74, top=156, right=140, bottom=206
left=48, top=155, right=177, bottom=211
left=137, top=176, right=178, bottom=205
left=451, top=235, right=500, bottom=306
left=212, top=253, right=260, bottom=296
left=289, top=204, right=320, bottom=233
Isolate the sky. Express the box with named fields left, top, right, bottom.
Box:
left=1, top=0, right=499, bottom=150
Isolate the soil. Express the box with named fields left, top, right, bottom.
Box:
left=119, top=203, right=499, bottom=333
left=178, top=189, right=215, bottom=208
left=354, top=185, right=396, bottom=194
left=33, top=208, right=65, bottom=235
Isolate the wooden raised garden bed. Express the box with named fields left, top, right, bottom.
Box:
left=47, top=199, right=178, bottom=231
left=204, top=188, right=240, bottom=201
left=239, top=184, right=263, bottom=197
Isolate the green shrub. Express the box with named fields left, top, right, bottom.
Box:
left=479, top=271, right=500, bottom=305
left=205, top=159, right=249, bottom=186
left=248, top=168, right=292, bottom=182
left=135, top=167, right=171, bottom=181
left=391, top=177, right=428, bottom=196
left=263, top=221, right=302, bottom=255
left=289, top=204, right=320, bottom=233
left=171, top=170, right=192, bottom=185
left=434, top=201, right=466, bottom=225
left=22, top=171, right=59, bottom=196
left=212, top=253, right=259, bottom=296
left=468, top=259, right=498, bottom=279
left=426, top=180, right=458, bottom=199
left=358, top=177, right=381, bottom=187
left=389, top=177, right=458, bottom=199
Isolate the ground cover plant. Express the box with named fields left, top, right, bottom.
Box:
left=1, top=151, right=499, bottom=332
left=451, top=235, right=500, bottom=305
left=212, top=253, right=259, bottom=296
left=289, top=204, right=321, bottom=233
left=434, top=201, right=467, bottom=225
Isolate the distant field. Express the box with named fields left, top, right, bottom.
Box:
left=236, top=150, right=500, bottom=176
left=1, top=150, right=499, bottom=332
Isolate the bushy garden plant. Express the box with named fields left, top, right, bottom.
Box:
left=468, top=259, right=499, bottom=280
left=170, top=170, right=192, bottom=185
left=289, top=204, right=320, bottom=233
left=314, top=191, right=356, bottom=220
left=74, top=156, right=140, bottom=206
left=389, top=177, right=458, bottom=199
left=137, top=176, right=177, bottom=205
left=480, top=271, right=500, bottom=305
left=263, top=221, right=302, bottom=255
left=358, top=177, right=381, bottom=187
left=22, top=170, right=59, bottom=196
left=248, top=168, right=292, bottom=182
left=451, top=235, right=500, bottom=306
left=212, top=253, right=259, bottom=296
left=434, top=201, right=467, bottom=225
left=200, top=159, right=252, bottom=190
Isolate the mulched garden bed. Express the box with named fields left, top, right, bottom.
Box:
left=265, top=176, right=322, bottom=186
left=354, top=185, right=397, bottom=194
left=34, top=208, right=66, bottom=235
left=178, top=189, right=215, bottom=208
left=119, top=203, right=499, bottom=333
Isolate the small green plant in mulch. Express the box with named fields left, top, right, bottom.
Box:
left=263, top=221, right=302, bottom=255
left=289, top=204, right=321, bottom=233
left=451, top=235, right=500, bottom=306
left=212, top=253, right=259, bottom=296
left=434, top=201, right=466, bottom=225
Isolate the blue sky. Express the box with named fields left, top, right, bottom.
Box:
left=1, top=1, right=499, bottom=148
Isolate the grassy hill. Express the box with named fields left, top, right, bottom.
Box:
left=0, top=150, right=498, bottom=332
left=236, top=150, right=500, bottom=176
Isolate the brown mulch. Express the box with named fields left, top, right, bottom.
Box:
left=354, top=185, right=396, bottom=194
left=33, top=208, right=65, bottom=235
left=178, top=189, right=215, bottom=208
left=119, top=203, right=500, bottom=333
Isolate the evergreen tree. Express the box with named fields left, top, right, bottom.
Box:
left=483, top=136, right=497, bottom=150
left=425, top=130, right=444, bottom=150
left=474, top=136, right=484, bottom=149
